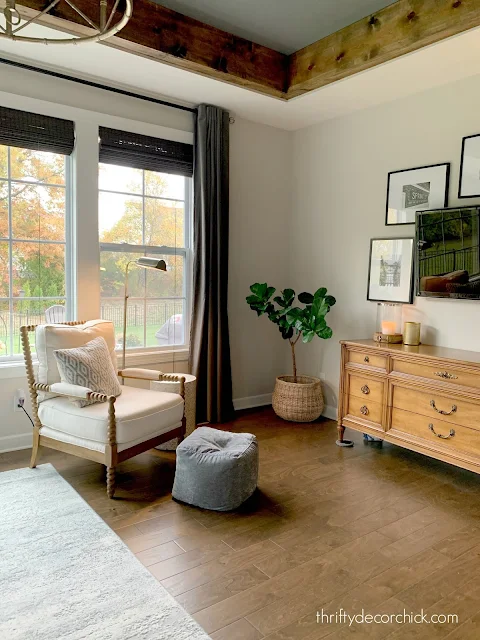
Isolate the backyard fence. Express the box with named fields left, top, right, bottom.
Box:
left=419, top=246, right=480, bottom=279
left=1, top=298, right=184, bottom=356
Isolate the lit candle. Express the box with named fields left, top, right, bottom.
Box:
left=382, top=321, right=396, bottom=335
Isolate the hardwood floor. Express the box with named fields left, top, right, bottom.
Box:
left=2, top=407, right=480, bottom=639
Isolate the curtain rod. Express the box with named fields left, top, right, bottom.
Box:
left=0, top=57, right=197, bottom=114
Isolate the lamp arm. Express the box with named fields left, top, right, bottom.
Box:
left=122, top=260, right=135, bottom=374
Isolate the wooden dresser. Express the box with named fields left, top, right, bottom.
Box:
left=338, top=340, right=480, bottom=474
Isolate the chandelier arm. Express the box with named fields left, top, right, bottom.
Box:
left=11, top=0, right=61, bottom=34
left=63, top=0, right=99, bottom=30
left=104, top=0, right=121, bottom=32
left=0, top=0, right=132, bottom=44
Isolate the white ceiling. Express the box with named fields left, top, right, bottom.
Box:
left=155, top=0, right=395, bottom=54
left=0, top=23, right=480, bottom=131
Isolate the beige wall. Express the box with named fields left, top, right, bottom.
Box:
left=229, top=117, right=292, bottom=406
left=291, top=73, right=480, bottom=415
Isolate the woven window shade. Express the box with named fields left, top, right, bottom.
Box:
left=99, top=127, right=193, bottom=177
left=0, top=106, right=75, bottom=155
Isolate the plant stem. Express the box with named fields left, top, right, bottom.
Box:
left=289, top=333, right=302, bottom=383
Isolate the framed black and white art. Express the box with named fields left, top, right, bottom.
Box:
left=367, top=237, right=414, bottom=304
left=385, top=163, right=450, bottom=225
left=459, top=134, right=480, bottom=198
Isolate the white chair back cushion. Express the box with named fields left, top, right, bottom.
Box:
left=36, top=320, right=117, bottom=401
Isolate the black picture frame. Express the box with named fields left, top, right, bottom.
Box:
left=385, top=163, right=450, bottom=226
left=367, top=237, right=415, bottom=304
left=459, top=134, right=480, bottom=199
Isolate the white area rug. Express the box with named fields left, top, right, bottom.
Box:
left=0, top=464, right=210, bottom=640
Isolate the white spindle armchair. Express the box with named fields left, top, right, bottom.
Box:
left=21, top=319, right=186, bottom=498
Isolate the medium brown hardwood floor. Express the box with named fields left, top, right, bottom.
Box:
left=2, top=407, right=480, bottom=639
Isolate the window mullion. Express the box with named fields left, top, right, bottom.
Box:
left=7, top=147, right=13, bottom=357
left=142, top=170, right=146, bottom=348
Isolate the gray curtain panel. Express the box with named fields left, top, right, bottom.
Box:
left=190, top=104, right=234, bottom=423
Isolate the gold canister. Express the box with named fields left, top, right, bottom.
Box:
left=404, top=322, right=421, bottom=346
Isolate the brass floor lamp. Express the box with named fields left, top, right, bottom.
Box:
left=122, top=257, right=167, bottom=372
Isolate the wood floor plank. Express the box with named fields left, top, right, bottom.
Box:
left=177, top=565, right=270, bottom=614
left=162, top=540, right=280, bottom=596
left=211, top=618, right=264, bottom=640
left=124, top=519, right=207, bottom=553
left=135, top=540, right=185, bottom=567
left=148, top=545, right=233, bottom=581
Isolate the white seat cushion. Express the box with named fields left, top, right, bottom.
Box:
left=38, top=386, right=183, bottom=446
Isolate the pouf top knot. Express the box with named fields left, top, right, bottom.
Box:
left=179, top=427, right=256, bottom=458
left=172, top=427, right=259, bottom=511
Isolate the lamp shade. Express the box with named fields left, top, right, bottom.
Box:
left=135, top=257, right=167, bottom=271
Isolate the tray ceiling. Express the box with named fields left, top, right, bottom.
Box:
left=156, top=0, right=395, bottom=53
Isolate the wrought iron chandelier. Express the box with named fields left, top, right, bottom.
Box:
left=0, top=0, right=132, bottom=44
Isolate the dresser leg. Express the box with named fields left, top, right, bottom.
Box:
left=336, top=424, right=354, bottom=448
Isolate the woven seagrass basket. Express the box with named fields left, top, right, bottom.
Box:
left=272, top=375, right=324, bottom=422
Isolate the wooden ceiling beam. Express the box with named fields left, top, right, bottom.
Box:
left=15, top=0, right=289, bottom=98
left=288, top=0, right=480, bottom=98
left=11, top=0, right=480, bottom=101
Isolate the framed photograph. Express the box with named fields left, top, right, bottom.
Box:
left=386, top=163, right=450, bottom=225
left=367, top=237, right=414, bottom=303
left=459, top=134, right=480, bottom=198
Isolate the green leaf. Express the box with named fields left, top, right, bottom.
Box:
left=314, top=287, right=327, bottom=300
left=282, top=289, right=295, bottom=307
left=266, top=286, right=276, bottom=300
left=324, top=295, right=336, bottom=307
left=249, top=282, right=267, bottom=297
left=298, top=292, right=314, bottom=304
left=311, top=297, right=328, bottom=319
left=285, top=307, right=303, bottom=324
left=279, top=325, right=294, bottom=340
left=318, top=326, right=333, bottom=340
left=302, top=331, right=315, bottom=343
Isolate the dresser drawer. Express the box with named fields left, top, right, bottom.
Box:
left=390, top=408, right=480, bottom=457
left=392, top=385, right=480, bottom=431
left=347, top=373, right=385, bottom=404
left=346, top=394, right=383, bottom=427
left=348, top=350, right=387, bottom=370
left=392, top=358, right=480, bottom=391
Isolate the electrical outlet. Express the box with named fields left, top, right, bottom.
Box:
left=14, top=389, right=26, bottom=412
left=318, top=372, right=326, bottom=381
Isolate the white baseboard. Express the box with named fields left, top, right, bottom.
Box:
left=233, top=393, right=272, bottom=411
left=0, top=432, right=32, bottom=453
left=322, top=405, right=338, bottom=421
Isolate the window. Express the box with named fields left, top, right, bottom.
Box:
left=99, top=163, right=192, bottom=352
left=0, top=145, right=72, bottom=359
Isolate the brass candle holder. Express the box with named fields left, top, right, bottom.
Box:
left=404, top=322, right=421, bottom=346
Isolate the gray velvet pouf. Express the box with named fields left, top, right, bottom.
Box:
left=172, top=427, right=259, bottom=511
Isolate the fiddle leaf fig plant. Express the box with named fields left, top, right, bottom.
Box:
left=246, top=283, right=336, bottom=383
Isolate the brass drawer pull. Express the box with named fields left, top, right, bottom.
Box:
left=360, top=405, right=369, bottom=416
left=434, top=371, right=458, bottom=380
left=364, top=356, right=370, bottom=363
left=361, top=385, right=370, bottom=395
left=429, top=423, right=455, bottom=439
left=430, top=400, right=457, bottom=416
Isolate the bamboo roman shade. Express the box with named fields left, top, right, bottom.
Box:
left=99, top=127, right=193, bottom=177
left=0, top=106, right=75, bottom=155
